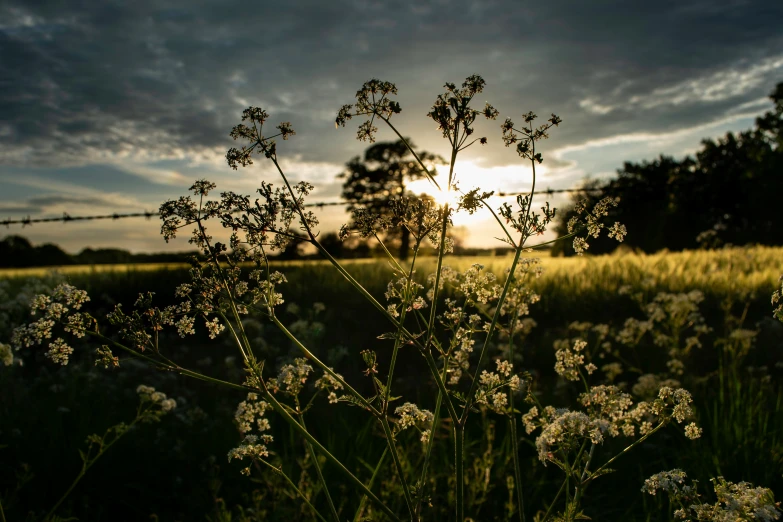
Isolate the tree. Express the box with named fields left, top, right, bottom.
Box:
left=338, top=138, right=446, bottom=260
left=552, top=80, right=783, bottom=255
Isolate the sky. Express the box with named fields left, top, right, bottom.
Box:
left=1, top=0, right=782, bottom=254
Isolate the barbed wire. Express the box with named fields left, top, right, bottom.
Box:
left=1, top=186, right=603, bottom=228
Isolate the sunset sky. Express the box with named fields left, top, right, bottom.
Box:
left=2, top=0, right=782, bottom=253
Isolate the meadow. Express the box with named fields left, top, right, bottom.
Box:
left=1, top=246, right=782, bottom=521
left=2, top=76, right=782, bottom=522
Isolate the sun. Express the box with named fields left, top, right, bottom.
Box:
left=407, top=161, right=490, bottom=209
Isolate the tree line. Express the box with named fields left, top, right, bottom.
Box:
left=2, top=81, right=780, bottom=266
left=551, top=81, right=783, bottom=256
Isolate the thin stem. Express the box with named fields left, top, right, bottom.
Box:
left=256, top=459, right=329, bottom=522
left=299, top=412, right=340, bottom=522
left=584, top=421, right=667, bottom=487
left=0, top=497, right=5, bottom=522
left=378, top=115, right=441, bottom=190
left=272, top=316, right=378, bottom=415
left=378, top=417, right=416, bottom=520
left=540, top=478, right=568, bottom=522
left=509, top=417, right=525, bottom=522
left=414, top=360, right=449, bottom=517
left=45, top=410, right=146, bottom=521
left=455, top=425, right=465, bottom=522
left=262, top=389, right=401, bottom=522
left=352, top=447, right=389, bottom=522
left=506, top=305, right=526, bottom=522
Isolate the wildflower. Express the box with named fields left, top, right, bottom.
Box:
left=269, top=358, right=313, bottom=397
left=46, top=338, right=74, bottom=365
left=205, top=317, right=225, bottom=339
left=553, top=338, right=585, bottom=381
left=234, top=392, right=272, bottom=435
left=175, top=316, right=196, bottom=337
left=684, top=422, right=702, bottom=440
left=394, top=402, right=433, bottom=432
left=315, top=369, right=345, bottom=404
left=573, top=237, right=589, bottom=256
left=0, top=343, right=13, bottom=366
left=535, top=410, right=606, bottom=465
left=95, top=345, right=120, bottom=369
left=642, top=469, right=688, bottom=495
left=227, top=434, right=273, bottom=476
left=608, top=222, right=627, bottom=242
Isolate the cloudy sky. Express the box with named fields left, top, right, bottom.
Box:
left=2, top=0, right=782, bottom=253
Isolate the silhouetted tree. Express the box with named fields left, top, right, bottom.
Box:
left=553, top=80, right=783, bottom=255
left=338, top=138, right=446, bottom=260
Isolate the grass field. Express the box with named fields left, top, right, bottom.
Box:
left=1, top=245, right=781, bottom=521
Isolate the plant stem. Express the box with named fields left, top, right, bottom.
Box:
left=540, top=478, right=568, bottom=522
left=379, top=417, right=416, bottom=520
left=415, top=361, right=449, bottom=517
left=272, top=316, right=378, bottom=415
left=256, top=459, right=329, bottom=522
left=352, top=447, right=389, bottom=522
left=455, top=425, right=465, bottom=522
left=262, top=389, right=401, bottom=522
left=299, top=412, right=340, bottom=522
left=584, top=422, right=666, bottom=487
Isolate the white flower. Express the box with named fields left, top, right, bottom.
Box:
left=684, top=422, right=702, bottom=440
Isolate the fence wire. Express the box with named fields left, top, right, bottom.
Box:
left=1, top=186, right=603, bottom=228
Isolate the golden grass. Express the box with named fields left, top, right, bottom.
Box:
left=1, top=246, right=780, bottom=298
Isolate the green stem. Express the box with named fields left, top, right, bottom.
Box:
left=352, top=447, right=389, bottom=522
left=299, top=412, right=340, bottom=522
left=509, top=416, right=525, bottom=522
left=272, top=316, right=378, bottom=415
left=455, top=425, right=465, bottom=522
left=262, top=390, right=401, bottom=522
left=378, top=115, right=441, bottom=190
left=540, top=478, right=568, bottom=522
left=584, top=421, right=666, bottom=487
left=256, top=459, right=329, bottom=522
left=414, top=361, right=448, bottom=517
left=45, top=412, right=144, bottom=521
left=378, top=417, right=416, bottom=520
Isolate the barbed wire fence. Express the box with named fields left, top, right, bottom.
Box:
left=1, top=186, right=603, bottom=228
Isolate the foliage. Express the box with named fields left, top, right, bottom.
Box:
left=338, top=139, right=447, bottom=260
left=552, top=81, right=783, bottom=256
left=2, top=76, right=781, bottom=522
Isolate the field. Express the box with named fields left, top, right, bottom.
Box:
left=1, top=246, right=782, bottom=521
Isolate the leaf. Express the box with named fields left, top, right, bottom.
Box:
left=338, top=394, right=373, bottom=410
left=372, top=376, right=387, bottom=395
left=587, top=467, right=615, bottom=480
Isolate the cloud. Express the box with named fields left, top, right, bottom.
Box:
left=1, top=0, right=781, bottom=249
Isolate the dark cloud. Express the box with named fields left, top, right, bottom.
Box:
left=1, top=0, right=781, bottom=169
left=1, top=0, right=782, bottom=249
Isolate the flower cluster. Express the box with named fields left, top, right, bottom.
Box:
left=474, top=359, right=522, bottom=414
left=566, top=197, right=626, bottom=255
left=11, top=284, right=95, bottom=366
left=553, top=338, right=588, bottom=381
left=385, top=276, right=427, bottom=318
left=772, top=274, right=783, bottom=323
left=136, top=384, right=177, bottom=421
left=644, top=469, right=781, bottom=521
left=394, top=402, right=434, bottom=444
left=231, top=392, right=274, bottom=475
left=525, top=383, right=701, bottom=466
left=268, top=358, right=313, bottom=397
left=314, top=370, right=345, bottom=404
